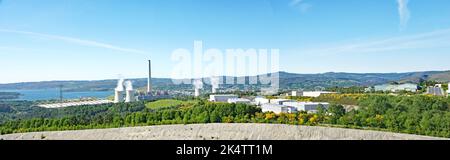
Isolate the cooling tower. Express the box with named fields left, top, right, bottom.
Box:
left=114, top=90, right=124, bottom=103
left=210, top=77, right=220, bottom=93
left=194, top=88, right=200, bottom=97
left=193, top=79, right=203, bottom=97
left=114, top=79, right=125, bottom=103
left=125, top=90, right=135, bottom=102
left=125, top=81, right=135, bottom=102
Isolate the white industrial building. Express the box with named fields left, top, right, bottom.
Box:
left=270, top=99, right=294, bottom=105
left=37, top=100, right=113, bottom=108
left=227, top=98, right=251, bottom=104
left=209, top=94, right=239, bottom=102
left=374, top=83, right=418, bottom=92
left=254, top=96, right=270, bottom=105
left=426, top=86, right=446, bottom=96
left=301, top=91, right=335, bottom=97
left=261, top=104, right=297, bottom=114
left=291, top=91, right=300, bottom=96
left=283, top=102, right=330, bottom=113
left=288, top=91, right=335, bottom=97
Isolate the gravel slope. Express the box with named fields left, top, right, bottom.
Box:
left=0, top=123, right=447, bottom=140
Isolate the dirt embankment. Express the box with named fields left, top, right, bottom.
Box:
left=0, top=123, right=446, bottom=140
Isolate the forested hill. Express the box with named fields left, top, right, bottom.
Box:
left=1, top=71, right=449, bottom=91
left=278, top=71, right=450, bottom=89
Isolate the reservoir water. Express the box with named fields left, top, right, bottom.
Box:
left=0, top=89, right=113, bottom=101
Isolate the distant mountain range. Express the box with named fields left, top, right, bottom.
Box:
left=1, top=71, right=449, bottom=91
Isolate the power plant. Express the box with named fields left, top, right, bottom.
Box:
left=136, top=59, right=171, bottom=101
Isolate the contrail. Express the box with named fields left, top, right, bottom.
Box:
left=397, top=0, right=411, bottom=30
left=0, top=29, right=148, bottom=55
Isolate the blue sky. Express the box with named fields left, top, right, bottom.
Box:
left=1, top=0, right=450, bottom=83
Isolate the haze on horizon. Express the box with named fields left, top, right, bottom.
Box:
left=1, top=0, right=450, bottom=84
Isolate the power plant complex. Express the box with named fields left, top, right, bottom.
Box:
left=114, top=60, right=170, bottom=103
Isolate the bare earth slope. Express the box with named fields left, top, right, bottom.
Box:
left=0, top=123, right=447, bottom=140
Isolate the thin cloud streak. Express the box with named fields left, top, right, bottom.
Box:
left=0, top=46, right=27, bottom=51
left=290, top=0, right=312, bottom=13
left=0, top=29, right=148, bottom=55
left=397, top=0, right=411, bottom=30
left=299, top=28, right=450, bottom=55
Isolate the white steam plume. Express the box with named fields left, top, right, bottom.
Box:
left=211, top=77, right=220, bottom=89
left=193, top=79, right=203, bottom=89
left=210, top=77, right=220, bottom=93
left=125, top=81, right=134, bottom=91
left=115, top=79, right=125, bottom=91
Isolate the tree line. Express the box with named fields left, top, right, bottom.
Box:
left=1, top=94, right=449, bottom=138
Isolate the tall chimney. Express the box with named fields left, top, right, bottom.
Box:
left=148, top=60, right=152, bottom=95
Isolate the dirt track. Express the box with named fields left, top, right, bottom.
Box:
left=0, top=123, right=446, bottom=140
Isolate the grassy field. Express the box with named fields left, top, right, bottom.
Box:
left=145, top=99, right=196, bottom=109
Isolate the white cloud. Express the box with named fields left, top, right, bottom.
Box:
left=0, top=29, right=148, bottom=55
left=397, top=0, right=411, bottom=30
left=298, top=28, right=450, bottom=55
left=290, top=0, right=303, bottom=6
left=290, top=0, right=312, bottom=13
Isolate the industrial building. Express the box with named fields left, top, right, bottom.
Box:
left=283, top=102, right=330, bottom=113
left=269, top=99, right=294, bottom=105
left=301, top=91, right=336, bottom=97
left=38, top=100, right=113, bottom=108
left=261, top=104, right=297, bottom=114
left=291, top=91, right=300, bottom=96
left=374, top=83, right=418, bottom=92
left=209, top=94, right=238, bottom=102
left=254, top=96, right=270, bottom=105
left=426, top=86, right=446, bottom=96
left=287, top=91, right=335, bottom=97
left=227, top=98, right=251, bottom=104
